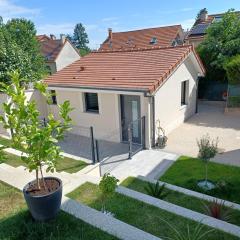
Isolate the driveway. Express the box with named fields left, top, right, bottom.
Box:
left=164, top=101, right=240, bottom=166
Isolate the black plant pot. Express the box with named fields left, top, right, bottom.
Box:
left=23, top=177, right=62, bottom=221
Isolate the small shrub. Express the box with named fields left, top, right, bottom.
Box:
left=202, top=199, right=233, bottom=221
left=99, top=173, right=119, bottom=213
left=144, top=182, right=169, bottom=200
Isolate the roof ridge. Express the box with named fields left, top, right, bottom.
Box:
left=93, top=45, right=192, bottom=54
left=111, top=25, right=182, bottom=34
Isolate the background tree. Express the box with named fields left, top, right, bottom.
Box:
left=224, top=55, right=240, bottom=85
left=0, top=18, right=46, bottom=84
left=196, top=8, right=207, bottom=20
left=67, top=23, right=90, bottom=56
left=197, top=10, right=240, bottom=83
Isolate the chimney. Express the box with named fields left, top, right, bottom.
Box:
left=50, top=34, right=56, bottom=40
left=60, top=34, right=66, bottom=44
left=108, top=28, right=113, bottom=40
left=199, top=9, right=208, bottom=22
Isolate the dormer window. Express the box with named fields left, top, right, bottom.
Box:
left=150, top=37, right=157, bottom=44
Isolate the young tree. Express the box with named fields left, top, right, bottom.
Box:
left=197, top=10, right=240, bottom=82
left=197, top=134, right=218, bottom=189
left=0, top=71, right=72, bottom=191
left=0, top=18, right=46, bottom=84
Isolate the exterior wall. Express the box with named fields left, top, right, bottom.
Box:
left=46, top=62, right=57, bottom=75
left=47, top=89, right=151, bottom=146
left=186, top=37, right=204, bottom=47
left=154, top=57, right=198, bottom=137
left=55, top=41, right=80, bottom=71
left=48, top=90, right=121, bottom=141
left=25, top=90, right=48, bottom=119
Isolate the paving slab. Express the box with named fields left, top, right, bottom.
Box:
left=163, top=101, right=240, bottom=166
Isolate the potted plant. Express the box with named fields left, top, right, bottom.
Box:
left=0, top=71, right=72, bottom=221
left=197, top=134, right=218, bottom=190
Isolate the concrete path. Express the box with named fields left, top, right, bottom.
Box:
left=61, top=196, right=161, bottom=240
left=163, top=101, right=240, bottom=166
left=110, top=149, right=178, bottom=181
left=0, top=163, right=99, bottom=195
left=117, top=186, right=240, bottom=238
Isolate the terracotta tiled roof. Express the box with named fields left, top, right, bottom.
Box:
left=44, top=45, right=205, bottom=93
left=99, top=25, right=184, bottom=51
left=38, top=38, right=64, bottom=61
left=36, top=35, right=51, bottom=42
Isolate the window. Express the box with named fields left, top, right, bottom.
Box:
left=181, top=81, right=188, bottom=106
left=85, top=93, right=99, bottom=113
left=50, top=90, right=57, bottom=105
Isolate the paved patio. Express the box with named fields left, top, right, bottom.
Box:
left=164, top=101, right=240, bottom=166
left=59, top=133, right=141, bottom=173
left=110, top=149, right=178, bottom=181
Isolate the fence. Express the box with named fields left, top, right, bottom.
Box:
left=226, top=84, right=240, bottom=108
left=97, top=116, right=146, bottom=176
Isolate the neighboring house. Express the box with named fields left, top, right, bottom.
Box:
left=42, top=45, right=205, bottom=149
left=37, top=34, right=81, bottom=74
left=99, top=25, right=184, bottom=51
left=185, top=9, right=240, bottom=47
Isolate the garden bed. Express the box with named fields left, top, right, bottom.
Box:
left=121, top=177, right=240, bottom=227
left=0, top=181, right=117, bottom=240
left=160, top=156, right=240, bottom=203
left=1, top=152, right=88, bottom=174
left=67, top=182, right=239, bottom=240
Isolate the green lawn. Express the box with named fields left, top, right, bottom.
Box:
left=1, top=152, right=88, bottom=174
left=121, top=177, right=240, bottom=227
left=0, top=181, right=117, bottom=240
left=160, top=156, right=240, bottom=203
left=67, top=182, right=239, bottom=240
left=0, top=136, right=12, bottom=147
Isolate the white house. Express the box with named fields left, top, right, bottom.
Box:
left=41, top=45, right=205, bottom=149
left=37, top=34, right=81, bottom=74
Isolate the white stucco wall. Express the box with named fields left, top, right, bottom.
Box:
left=25, top=90, right=48, bottom=119
left=48, top=90, right=121, bottom=141
left=154, top=57, right=198, bottom=137
left=47, top=89, right=151, bottom=145
left=55, top=41, right=80, bottom=71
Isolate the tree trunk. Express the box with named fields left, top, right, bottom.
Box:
left=205, top=161, right=208, bottom=184
left=36, top=168, right=40, bottom=189
left=40, top=164, right=47, bottom=191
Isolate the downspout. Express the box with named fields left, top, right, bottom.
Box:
left=195, top=75, right=200, bottom=113
left=144, top=92, right=155, bottom=149
left=152, top=96, right=155, bottom=147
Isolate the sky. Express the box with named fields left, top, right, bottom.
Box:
left=0, top=0, right=239, bottom=49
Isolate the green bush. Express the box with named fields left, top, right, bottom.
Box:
left=224, top=55, right=240, bottom=85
